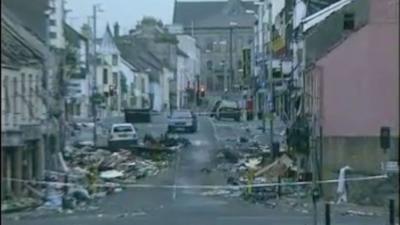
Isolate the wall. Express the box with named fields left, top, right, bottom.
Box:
left=322, top=136, right=399, bottom=206
left=48, top=0, right=65, bottom=49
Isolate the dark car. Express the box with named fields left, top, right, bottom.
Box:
left=167, top=110, right=197, bottom=133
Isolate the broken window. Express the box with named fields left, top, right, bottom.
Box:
left=343, top=13, right=355, bottom=30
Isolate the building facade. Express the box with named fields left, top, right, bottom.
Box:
left=173, top=0, right=257, bottom=92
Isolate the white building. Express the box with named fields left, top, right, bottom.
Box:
left=64, top=24, right=90, bottom=119
left=176, top=35, right=201, bottom=109
left=47, top=0, right=66, bottom=49
left=97, top=25, right=123, bottom=117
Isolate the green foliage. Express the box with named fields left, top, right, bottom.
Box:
left=90, top=93, right=106, bottom=104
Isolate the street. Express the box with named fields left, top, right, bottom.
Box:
left=2, top=115, right=387, bottom=225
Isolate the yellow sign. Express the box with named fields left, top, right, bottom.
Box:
left=272, top=36, right=285, bottom=53
left=247, top=170, right=255, bottom=194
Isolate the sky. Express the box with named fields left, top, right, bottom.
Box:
left=65, top=0, right=177, bottom=36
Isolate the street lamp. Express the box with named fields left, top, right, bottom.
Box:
left=228, top=21, right=238, bottom=92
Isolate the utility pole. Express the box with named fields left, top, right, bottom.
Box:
left=229, top=26, right=233, bottom=92
left=91, top=4, right=99, bottom=148
left=196, top=75, right=200, bottom=107
left=266, top=0, right=274, bottom=149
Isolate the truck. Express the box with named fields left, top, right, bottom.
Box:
left=124, top=108, right=152, bottom=123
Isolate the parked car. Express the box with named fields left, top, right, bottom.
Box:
left=215, top=100, right=241, bottom=122
left=108, top=123, right=138, bottom=150
left=167, top=110, right=197, bottom=133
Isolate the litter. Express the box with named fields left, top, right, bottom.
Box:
left=100, top=170, right=124, bottom=179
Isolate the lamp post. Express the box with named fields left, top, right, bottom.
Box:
left=228, top=22, right=238, bottom=92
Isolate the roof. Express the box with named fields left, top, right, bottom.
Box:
left=303, top=0, right=352, bottom=32
left=177, top=48, right=189, bottom=58
left=115, top=36, right=164, bottom=81
left=3, top=0, right=49, bottom=42
left=1, top=8, right=48, bottom=67
left=173, top=0, right=257, bottom=28
left=64, top=23, right=87, bottom=47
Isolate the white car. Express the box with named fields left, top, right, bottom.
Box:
left=108, top=123, right=138, bottom=149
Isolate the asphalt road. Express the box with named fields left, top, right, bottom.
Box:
left=2, top=115, right=388, bottom=225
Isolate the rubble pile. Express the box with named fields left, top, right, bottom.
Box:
left=1, top=198, right=41, bottom=213
left=214, top=139, right=299, bottom=205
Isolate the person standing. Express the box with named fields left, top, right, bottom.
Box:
left=337, top=165, right=352, bottom=204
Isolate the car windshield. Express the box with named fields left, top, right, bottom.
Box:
left=113, top=125, right=133, bottom=133
left=171, top=111, right=192, bottom=118
left=3, top=0, right=398, bottom=224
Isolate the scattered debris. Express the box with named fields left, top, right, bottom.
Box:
left=342, top=210, right=375, bottom=217
left=100, top=170, right=124, bottom=179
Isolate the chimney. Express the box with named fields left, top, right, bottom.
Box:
left=114, top=22, right=120, bottom=37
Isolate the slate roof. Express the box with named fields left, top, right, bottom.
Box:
left=173, top=0, right=257, bottom=28
left=3, top=0, right=49, bottom=42
left=1, top=8, right=48, bottom=67
left=115, top=36, right=164, bottom=82
left=64, top=23, right=87, bottom=47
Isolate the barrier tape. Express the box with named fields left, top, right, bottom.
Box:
left=2, top=174, right=388, bottom=190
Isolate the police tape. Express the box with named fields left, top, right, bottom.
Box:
left=2, top=174, right=388, bottom=190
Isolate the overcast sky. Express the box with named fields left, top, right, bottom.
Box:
left=65, top=0, right=177, bottom=36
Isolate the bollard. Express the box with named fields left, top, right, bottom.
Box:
left=389, top=199, right=395, bottom=225
left=325, top=202, right=331, bottom=225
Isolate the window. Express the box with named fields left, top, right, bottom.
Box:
left=112, top=54, right=118, bottom=65
left=113, top=72, right=118, bottom=87
left=49, top=19, right=56, bottom=26
left=35, top=75, right=40, bottom=95
left=141, top=78, right=145, bottom=93
left=343, top=13, right=355, bottom=30
left=103, top=68, right=108, bottom=84
left=76, top=104, right=81, bottom=116
left=3, top=76, right=10, bottom=113
left=21, top=73, right=26, bottom=120
left=13, top=77, right=18, bottom=114
left=237, top=60, right=243, bottom=68
left=28, top=74, right=33, bottom=120
left=207, top=60, right=213, bottom=70
left=21, top=73, right=26, bottom=96
left=49, top=32, right=57, bottom=39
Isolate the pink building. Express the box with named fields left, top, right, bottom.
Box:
left=309, top=0, right=398, bottom=179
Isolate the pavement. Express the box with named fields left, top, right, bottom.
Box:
left=2, top=113, right=391, bottom=225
